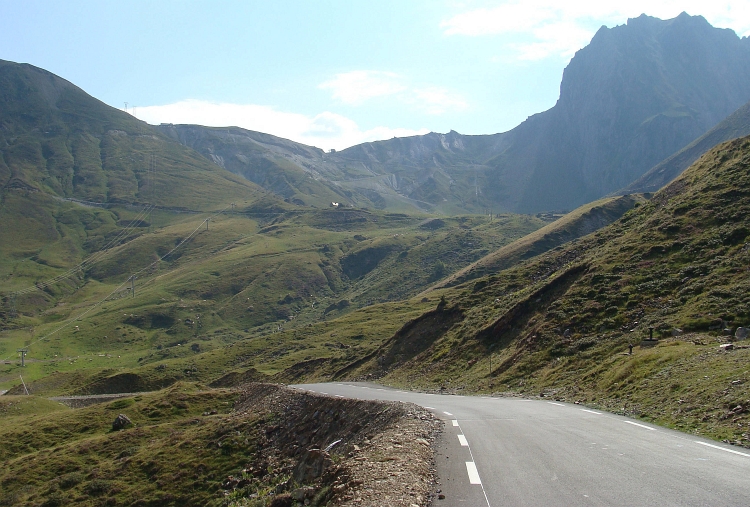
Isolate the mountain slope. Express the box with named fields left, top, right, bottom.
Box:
left=428, top=193, right=648, bottom=290
left=320, top=14, right=750, bottom=214
left=324, top=134, right=750, bottom=443
left=618, top=99, right=750, bottom=194
left=0, top=59, right=264, bottom=209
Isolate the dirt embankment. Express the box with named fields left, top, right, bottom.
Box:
left=225, top=383, right=441, bottom=506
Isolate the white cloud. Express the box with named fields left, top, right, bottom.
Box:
left=441, top=1, right=750, bottom=60
left=319, top=71, right=406, bottom=105
left=134, top=100, right=429, bottom=152
left=319, top=70, right=468, bottom=115
left=410, top=87, right=469, bottom=115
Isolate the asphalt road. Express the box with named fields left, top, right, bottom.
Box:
left=293, top=382, right=750, bottom=507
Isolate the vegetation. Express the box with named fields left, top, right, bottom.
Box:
left=343, top=136, right=750, bottom=447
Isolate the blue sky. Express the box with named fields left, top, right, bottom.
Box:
left=1, top=1, right=749, bottom=150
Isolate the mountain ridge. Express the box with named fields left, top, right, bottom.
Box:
left=158, top=13, right=750, bottom=214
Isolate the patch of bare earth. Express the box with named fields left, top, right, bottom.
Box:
left=226, top=383, right=441, bottom=506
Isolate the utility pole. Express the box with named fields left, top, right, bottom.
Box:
left=124, top=102, right=128, bottom=113
left=129, top=275, right=137, bottom=297
left=205, top=218, right=210, bottom=231
left=17, top=348, right=28, bottom=367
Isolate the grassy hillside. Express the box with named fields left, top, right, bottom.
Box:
left=0, top=201, right=544, bottom=394
left=336, top=136, right=750, bottom=446
left=0, top=60, right=264, bottom=210
left=429, top=194, right=648, bottom=290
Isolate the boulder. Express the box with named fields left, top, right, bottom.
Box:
left=672, top=328, right=683, bottom=337
left=735, top=327, right=749, bottom=340
left=112, top=413, right=132, bottom=431
left=293, top=449, right=332, bottom=483
left=719, top=343, right=734, bottom=351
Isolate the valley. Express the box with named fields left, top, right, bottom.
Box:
left=2, top=11, right=750, bottom=507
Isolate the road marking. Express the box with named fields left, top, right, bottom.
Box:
left=581, top=409, right=602, bottom=415
left=624, top=421, right=656, bottom=431
left=376, top=388, right=385, bottom=391
left=424, top=406, right=435, bottom=410
left=321, top=392, right=328, bottom=395
left=466, top=462, right=482, bottom=484
left=458, top=434, right=469, bottom=446
left=695, top=441, right=750, bottom=457
left=452, top=420, right=459, bottom=427
left=444, top=411, right=453, bottom=416
left=335, top=395, right=345, bottom=398
left=547, top=402, right=565, bottom=406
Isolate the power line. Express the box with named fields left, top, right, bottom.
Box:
left=2, top=204, right=233, bottom=358
left=10, top=205, right=155, bottom=298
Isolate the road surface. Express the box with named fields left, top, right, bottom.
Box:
left=293, top=382, right=750, bottom=507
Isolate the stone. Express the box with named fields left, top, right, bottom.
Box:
left=293, top=449, right=332, bottom=483
left=292, top=487, right=315, bottom=501
left=112, top=413, right=132, bottom=431
left=563, top=329, right=571, bottom=338
left=719, top=343, right=734, bottom=351
left=735, top=327, right=749, bottom=340
left=672, top=328, right=683, bottom=336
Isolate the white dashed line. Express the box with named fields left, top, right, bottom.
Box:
left=444, top=411, right=453, bottom=416
left=458, top=434, right=469, bottom=447
left=547, top=402, right=565, bottom=407
left=695, top=441, right=750, bottom=457
left=466, top=461, right=482, bottom=484
left=452, top=420, right=459, bottom=427
left=581, top=409, right=602, bottom=415
left=376, top=388, right=385, bottom=391
left=424, top=406, right=435, bottom=410
left=321, top=392, right=328, bottom=395
left=624, top=421, right=656, bottom=431
left=335, top=395, right=344, bottom=398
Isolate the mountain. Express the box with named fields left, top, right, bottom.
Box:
left=617, top=98, right=750, bottom=194
left=337, top=13, right=750, bottom=214
left=155, top=124, right=360, bottom=208
left=166, top=14, right=750, bottom=215
left=332, top=134, right=750, bottom=441
left=0, top=59, right=264, bottom=209
left=155, top=124, right=481, bottom=212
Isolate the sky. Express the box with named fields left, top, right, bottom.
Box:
left=1, top=1, right=749, bottom=151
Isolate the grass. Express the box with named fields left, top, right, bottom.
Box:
left=0, top=384, right=256, bottom=507
left=335, top=136, right=750, bottom=447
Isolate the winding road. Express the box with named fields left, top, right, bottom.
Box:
left=293, top=382, right=750, bottom=507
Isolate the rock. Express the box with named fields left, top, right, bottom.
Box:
left=735, top=327, right=749, bottom=340
left=292, top=487, right=315, bottom=501
left=112, top=413, right=132, bottom=431
left=672, top=328, right=683, bottom=336
left=563, top=329, right=571, bottom=338
left=293, top=449, right=332, bottom=483
left=719, top=343, right=734, bottom=351
left=268, top=494, right=293, bottom=507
